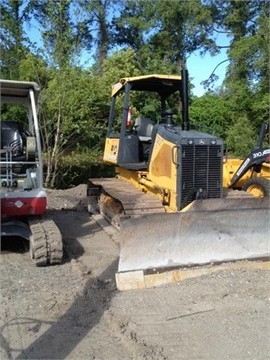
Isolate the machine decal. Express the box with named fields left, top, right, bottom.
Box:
left=253, top=149, right=270, bottom=159
left=236, top=158, right=251, bottom=176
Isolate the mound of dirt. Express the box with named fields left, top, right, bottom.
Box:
left=46, top=184, right=88, bottom=211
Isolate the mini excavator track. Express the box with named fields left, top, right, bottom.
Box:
left=28, top=217, right=63, bottom=266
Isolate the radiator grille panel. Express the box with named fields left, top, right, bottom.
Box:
left=180, top=145, right=222, bottom=208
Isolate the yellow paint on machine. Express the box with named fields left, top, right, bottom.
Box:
left=103, top=138, right=120, bottom=164
left=148, top=134, right=177, bottom=188
left=223, top=158, right=270, bottom=188
left=147, top=134, right=178, bottom=211
left=115, top=133, right=179, bottom=212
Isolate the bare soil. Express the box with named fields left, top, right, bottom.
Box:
left=1, top=185, right=269, bottom=360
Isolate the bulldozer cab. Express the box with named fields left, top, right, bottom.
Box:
left=104, top=75, right=184, bottom=170
left=103, top=73, right=224, bottom=211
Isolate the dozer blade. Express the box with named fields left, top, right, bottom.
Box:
left=118, top=198, right=270, bottom=274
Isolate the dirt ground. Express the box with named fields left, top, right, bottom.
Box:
left=0, top=185, right=269, bottom=360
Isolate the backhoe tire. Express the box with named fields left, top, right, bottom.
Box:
left=242, top=177, right=270, bottom=197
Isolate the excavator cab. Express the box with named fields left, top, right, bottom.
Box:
left=0, top=80, right=44, bottom=214
left=1, top=79, right=63, bottom=266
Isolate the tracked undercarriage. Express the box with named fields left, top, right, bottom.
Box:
left=1, top=216, right=63, bottom=266
left=28, top=216, right=63, bottom=266
left=88, top=178, right=165, bottom=229
left=87, top=177, right=261, bottom=230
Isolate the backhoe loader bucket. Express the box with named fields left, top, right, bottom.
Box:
left=116, top=198, right=269, bottom=286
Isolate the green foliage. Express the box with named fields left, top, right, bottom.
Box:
left=50, top=150, right=114, bottom=189
left=0, top=0, right=30, bottom=79
left=0, top=104, right=28, bottom=125
left=1, top=0, right=268, bottom=187
left=30, top=0, right=82, bottom=67
left=190, top=94, right=228, bottom=138
left=18, top=53, right=49, bottom=85
left=101, top=48, right=141, bottom=81
left=225, top=116, right=256, bottom=157
left=111, top=0, right=217, bottom=70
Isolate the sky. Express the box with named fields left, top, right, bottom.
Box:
left=79, top=47, right=229, bottom=97
left=187, top=31, right=231, bottom=96
left=187, top=49, right=229, bottom=96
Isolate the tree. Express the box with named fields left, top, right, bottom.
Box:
left=0, top=0, right=30, bottom=79
left=0, top=0, right=39, bottom=127
left=29, top=0, right=83, bottom=67
left=189, top=93, right=228, bottom=138
left=78, top=0, right=115, bottom=70
left=208, top=0, right=269, bottom=155
left=25, top=0, right=94, bottom=187
left=111, top=0, right=221, bottom=74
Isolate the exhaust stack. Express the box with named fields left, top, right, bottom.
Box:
left=181, top=67, right=189, bottom=131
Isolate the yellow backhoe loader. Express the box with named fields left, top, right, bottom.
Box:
left=88, top=69, right=269, bottom=289
left=224, top=122, right=270, bottom=196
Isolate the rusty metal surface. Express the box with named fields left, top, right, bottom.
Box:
left=90, top=178, right=165, bottom=217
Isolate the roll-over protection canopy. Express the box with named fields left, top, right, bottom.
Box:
left=111, top=74, right=182, bottom=97
left=0, top=79, right=40, bottom=104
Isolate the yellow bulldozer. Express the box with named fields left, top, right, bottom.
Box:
left=88, top=69, right=269, bottom=289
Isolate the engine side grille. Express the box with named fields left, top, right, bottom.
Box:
left=180, top=144, right=222, bottom=209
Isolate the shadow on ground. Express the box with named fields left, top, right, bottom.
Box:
left=14, top=259, right=118, bottom=359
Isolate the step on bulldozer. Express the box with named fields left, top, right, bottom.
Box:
left=88, top=68, right=269, bottom=287
left=1, top=80, right=63, bottom=266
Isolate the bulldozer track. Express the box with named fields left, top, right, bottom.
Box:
left=28, top=217, right=63, bottom=266
left=88, top=178, right=165, bottom=228
left=88, top=178, right=270, bottom=230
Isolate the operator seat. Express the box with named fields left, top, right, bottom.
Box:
left=134, top=117, right=154, bottom=162
left=134, top=117, right=154, bottom=142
